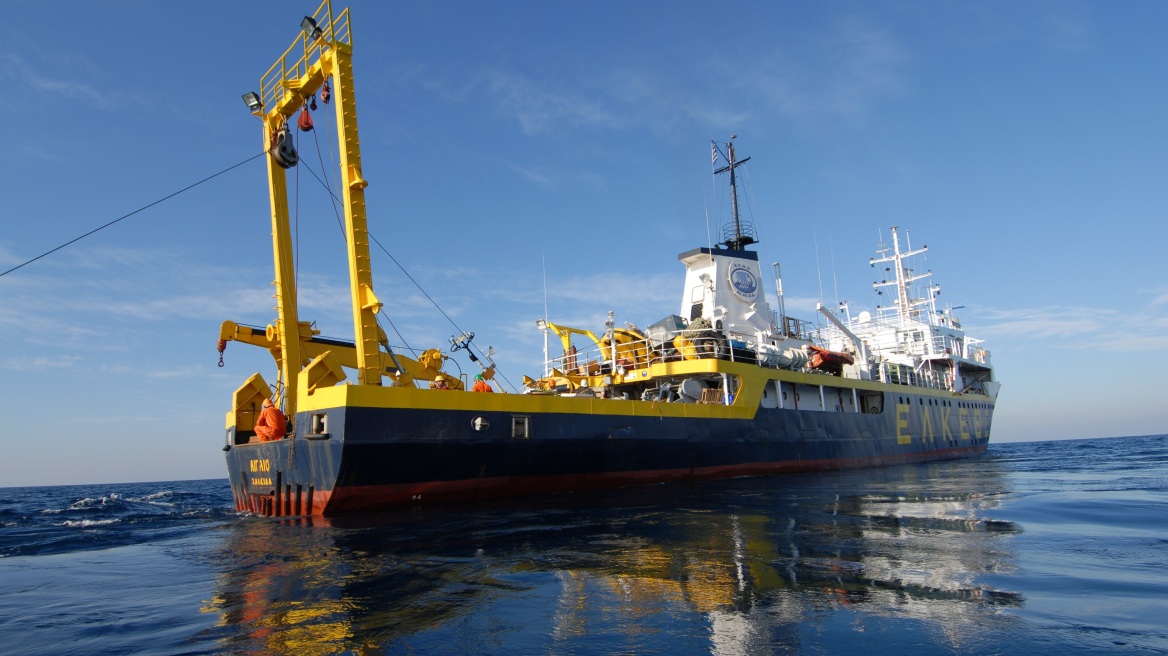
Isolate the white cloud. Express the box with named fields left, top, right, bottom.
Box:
left=5, top=141, right=65, bottom=164
left=0, top=246, right=279, bottom=356
left=822, top=17, right=910, bottom=114
left=393, top=62, right=480, bottom=104
left=1147, top=285, right=1168, bottom=307
left=745, top=17, right=909, bottom=121
left=393, top=13, right=910, bottom=145
left=546, top=272, right=677, bottom=316
left=482, top=15, right=909, bottom=138
left=601, top=69, right=753, bottom=131
left=76, top=413, right=167, bottom=426
left=1046, top=15, right=1093, bottom=53
left=1, top=355, right=82, bottom=371
left=781, top=295, right=827, bottom=315
left=95, top=288, right=275, bottom=322
left=97, top=363, right=204, bottom=379
left=0, top=244, right=20, bottom=267
left=0, top=52, right=119, bottom=110
left=977, top=301, right=1168, bottom=352
left=508, top=163, right=556, bottom=188
left=487, top=70, right=623, bottom=135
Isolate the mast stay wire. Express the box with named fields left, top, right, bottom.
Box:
left=313, top=107, right=346, bottom=235
left=377, top=307, right=417, bottom=359
left=284, top=134, right=427, bottom=381
left=0, top=134, right=515, bottom=390
left=297, top=135, right=422, bottom=367
left=738, top=161, right=790, bottom=321
left=367, top=226, right=519, bottom=393
left=740, top=166, right=763, bottom=245
left=0, top=151, right=268, bottom=279
left=299, top=139, right=518, bottom=393
left=709, top=151, right=723, bottom=247
left=738, top=165, right=774, bottom=299
left=294, top=127, right=302, bottom=289
left=706, top=144, right=717, bottom=251
left=302, top=126, right=418, bottom=357
left=294, top=112, right=344, bottom=293
left=829, top=231, right=841, bottom=310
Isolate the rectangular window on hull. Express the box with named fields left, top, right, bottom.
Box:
left=859, top=391, right=884, bottom=415
left=512, top=416, right=530, bottom=439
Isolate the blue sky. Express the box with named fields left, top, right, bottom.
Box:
left=1, top=1, right=1165, bottom=487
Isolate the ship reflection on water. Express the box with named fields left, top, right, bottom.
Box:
left=201, top=456, right=1023, bottom=654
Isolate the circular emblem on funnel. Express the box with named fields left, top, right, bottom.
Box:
left=728, top=263, right=758, bottom=301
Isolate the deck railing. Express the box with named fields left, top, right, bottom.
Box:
left=540, top=323, right=985, bottom=393
left=877, top=361, right=951, bottom=391
left=548, top=330, right=748, bottom=376
left=259, top=1, right=352, bottom=109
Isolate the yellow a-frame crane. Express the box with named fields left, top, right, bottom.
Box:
left=221, top=1, right=462, bottom=433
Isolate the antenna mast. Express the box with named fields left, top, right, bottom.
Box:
left=871, top=225, right=933, bottom=322
left=713, top=136, right=755, bottom=250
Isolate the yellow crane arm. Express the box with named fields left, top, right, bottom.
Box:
left=545, top=322, right=604, bottom=352
left=218, top=320, right=460, bottom=389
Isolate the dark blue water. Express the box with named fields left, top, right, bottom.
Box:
left=1, top=435, right=1165, bottom=655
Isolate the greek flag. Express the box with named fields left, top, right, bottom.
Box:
left=711, top=142, right=719, bottom=168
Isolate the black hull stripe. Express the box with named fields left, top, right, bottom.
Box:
left=325, top=444, right=986, bottom=513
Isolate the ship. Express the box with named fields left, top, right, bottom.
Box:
left=220, top=2, right=999, bottom=517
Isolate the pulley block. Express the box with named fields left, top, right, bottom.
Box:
left=271, top=125, right=299, bottom=169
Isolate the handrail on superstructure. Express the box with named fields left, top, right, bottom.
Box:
left=259, top=2, right=351, bottom=110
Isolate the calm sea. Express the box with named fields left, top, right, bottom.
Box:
left=1, top=435, right=1165, bottom=655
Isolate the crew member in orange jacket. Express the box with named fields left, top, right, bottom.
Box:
left=255, top=398, right=287, bottom=442
left=472, top=373, right=493, bottom=392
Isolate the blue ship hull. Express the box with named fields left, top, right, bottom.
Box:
left=224, top=386, right=993, bottom=516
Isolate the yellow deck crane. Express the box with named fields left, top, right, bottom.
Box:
left=220, top=1, right=464, bottom=436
